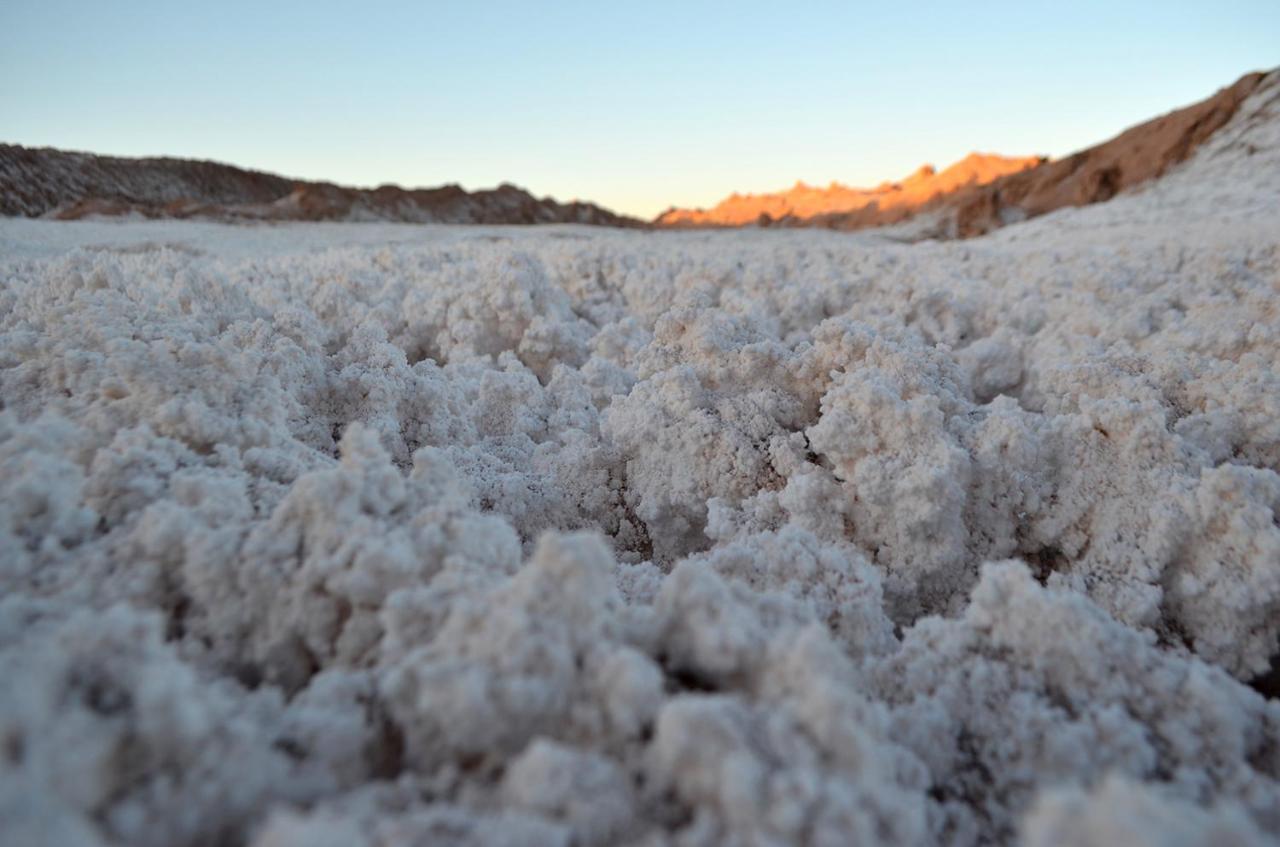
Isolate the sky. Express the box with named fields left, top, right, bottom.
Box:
left=2, top=2, right=1278, bottom=219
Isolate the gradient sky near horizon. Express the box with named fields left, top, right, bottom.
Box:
left=3, top=2, right=1278, bottom=219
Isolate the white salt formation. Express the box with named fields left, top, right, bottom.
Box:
left=2, top=75, right=1279, bottom=847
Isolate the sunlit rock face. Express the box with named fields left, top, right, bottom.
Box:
left=654, top=152, right=1042, bottom=227
left=1, top=71, right=1279, bottom=847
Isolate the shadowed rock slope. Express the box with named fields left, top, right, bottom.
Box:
left=0, top=145, right=643, bottom=227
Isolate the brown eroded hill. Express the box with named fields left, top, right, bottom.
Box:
left=654, top=153, right=1042, bottom=228
left=0, top=145, right=644, bottom=227
left=938, top=70, right=1269, bottom=237
left=657, top=70, right=1271, bottom=238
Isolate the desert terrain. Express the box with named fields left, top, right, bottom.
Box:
left=1, top=71, right=1278, bottom=847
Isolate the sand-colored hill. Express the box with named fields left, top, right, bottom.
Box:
left=655, top=153, right=1041, bottom=227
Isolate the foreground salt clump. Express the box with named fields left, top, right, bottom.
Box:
left=3, top=75, right=1280, bottom=847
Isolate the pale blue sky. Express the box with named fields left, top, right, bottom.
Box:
left=2, top=1, right=1277, bottom=218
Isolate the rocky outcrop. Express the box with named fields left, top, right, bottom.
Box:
left=657, top=70, right=1272, bottom=239
left=0, top=145, right=643, bottom=227
left=940, top=70, right=1269, bottom=237
left=655, top=153, right=1041, bottom=228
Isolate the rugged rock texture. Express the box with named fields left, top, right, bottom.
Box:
left=657, top=70, right=1272, bottom=240
left=941, top=70, right=1270, bottom=238
left=0, top=146, right=643, bottom=227
left=654, top=153, right=1041, bottom=228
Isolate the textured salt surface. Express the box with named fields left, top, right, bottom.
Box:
left=2, top=77, right=1279, bottom=847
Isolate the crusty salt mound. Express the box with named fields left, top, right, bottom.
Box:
left=2, top=74, right=1279, bottom=847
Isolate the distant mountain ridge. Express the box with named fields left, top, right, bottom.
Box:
left=656, top=70, right=1271, bottom=238
left=3, top=69, right=1270, bottom=236
left=655, top=153, right=1042, bottom=227
left=0, top=145, right=644, bottom=227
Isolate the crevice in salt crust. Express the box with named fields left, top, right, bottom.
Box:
left=2, top=72, right=1280, bottom=847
